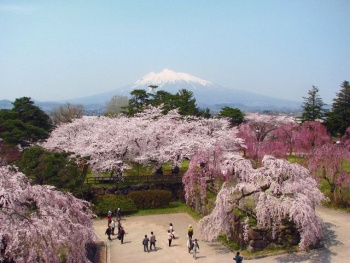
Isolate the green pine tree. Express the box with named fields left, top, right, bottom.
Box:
left=300, top=86, right=325, bottom=122
left=325, top=81, right=350, bottom=135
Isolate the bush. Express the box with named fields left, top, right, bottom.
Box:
left=92, top=194, right=137, bottom=216
left=127, top=189, right=173, bottom=209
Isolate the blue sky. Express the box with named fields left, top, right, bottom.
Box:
left=1, top=0, right=349, bottom=104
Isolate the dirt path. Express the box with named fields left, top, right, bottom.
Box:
left=93, top=206, right=350, bottom=263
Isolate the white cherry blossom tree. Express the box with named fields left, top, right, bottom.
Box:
left=198, top=155, right=326, bottom=250
left=42, top=106, right=243, bottom=174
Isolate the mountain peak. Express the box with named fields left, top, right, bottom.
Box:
left=133, top=68, right=212, bottom=88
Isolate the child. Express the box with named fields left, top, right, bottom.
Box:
left=234, top=251, right=243, bottom=263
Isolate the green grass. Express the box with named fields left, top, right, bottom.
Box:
left=126, top=201, right=202, bottom=221
left=287, top=155, right=305, bottom=164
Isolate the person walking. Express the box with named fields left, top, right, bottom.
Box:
left=167, top=230, right=173, bottom=247
left=119, top=227, right=126, bottom=244
left=187, top=224, right=194, bottom=239
left=186, top=236, right=193, bottom=253
left=142, top=235, right=150, bottom=252
left=169, top=223, right=175, bottom=239
left=192, top=239, right=199, bottom=259
left=150, top=231, right=156, bottom=251
left=105, top=226, right=112, bottom=241
left=117, top=219, right=122, bottom=234
left=233, top=251, right=243, bottom=263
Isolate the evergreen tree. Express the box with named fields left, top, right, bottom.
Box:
left=123, top=89, right=150, bottom=116
left=218, top=106, right=244, bottom=126
left=174, top=89, right=199, bottom=116
left=124, top=88, right=200, bottom=116
left=17, top=146, right=87, bottom=192
left=300, top=86, right=325, bottom=122
left=0, top=97, right=52, bottom=146
left=325, top=81, right=350, bottom=135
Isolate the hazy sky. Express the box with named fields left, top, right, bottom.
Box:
left=1, top=0, right=349, bottom=104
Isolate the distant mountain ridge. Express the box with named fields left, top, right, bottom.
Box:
left=1, top=69, right=302, bottom=113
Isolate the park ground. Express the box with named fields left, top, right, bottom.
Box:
left=93, top=206, right=350, bottom=263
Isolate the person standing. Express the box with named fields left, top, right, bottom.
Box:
left=187, top=224, right=194, bottom=239
left=234, top=251, right=243, bottom=263
left=186, top=236, right=193, bottom=253
left=150, top=231, right=156, bottom=251
left=192, top=239, right=199, bottom=259
left=105, top=226, right=112, bottom=241
left=142, top=235, right=150, bottom=252
left=167, top=230, right=172, bottom=247
left=107, top=213, right=112, bottom=226
left=110, top=220, right=115, bottom=235
left=119, top=227, right=126, bottom=244
left=116, top=208, right=122, bottom=221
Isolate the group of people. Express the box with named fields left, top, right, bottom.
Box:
left=142, top=232, right=157, bottom=252
left=105, top=215, right=242, bottom=261
left=105, top=208, right=125, bottom=243
left=186, top=224, right=200, bottom=259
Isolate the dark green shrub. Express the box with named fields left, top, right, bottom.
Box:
left=92, top=194, right=137, bottom=216
left=127, top=189, right=173, bottom=209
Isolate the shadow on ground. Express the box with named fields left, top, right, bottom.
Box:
left=273, top=222, right=341, bottom=263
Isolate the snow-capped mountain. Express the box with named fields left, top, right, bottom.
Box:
left=61, top=68, right=302, bottom=112
left=132, top=68, right=212, bottom=88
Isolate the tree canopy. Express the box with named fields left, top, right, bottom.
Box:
left=299, top=86, right=325, bottom=122
left=104, top=95, right=129, bottom=117
left=123, top=88, right=200, bottom=116
left=184, top=154, right=326, bottom=250
left=218, top=106, right=244, bottom=126
left=51, top=102, right=84, bottom=124
left=0, top=166, right=95, bottom=262
left=17, top=146, right=87, bottom=192
left=325, top=81, right=350, bottom=135
left=0, top=97, right=52, bottom=146
left=42, top=106, right=243, bottom=174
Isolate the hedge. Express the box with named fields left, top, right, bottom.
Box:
left=127, top=189, right=173, bottom=209
left=92, top=194, right=137, bottom=216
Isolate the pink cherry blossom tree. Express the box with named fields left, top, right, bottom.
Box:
left=237, top=113, right=295, bottom=163
left=308, top=143, right=350, bottom=206
left=341, top=127, right=350, bottom=150
left=0, top=166, right=95, bottom=262
left=269, top=123, right=300, bottom=157
left=294, top=121, right=330, bottom=155
left=198, top=155, right=326, bottom=250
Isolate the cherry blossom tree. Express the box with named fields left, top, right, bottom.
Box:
left=237, top=113, right=295, bottom=162
left=0, top=166, right=95, bottom=262
left=341, top=127, right=350, bottom=150
left=42, top=106, right=243, bottom=174
left=269, top=123, right=300, bottom=156
left=294, top=121, right=330, bottom=155
left=182, top=146, right=226, bottom=210
left=198, top=155, right=326, bottom=250
left=308, top=143, right=350, bottom=205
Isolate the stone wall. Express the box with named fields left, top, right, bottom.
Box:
left=230, top=211, right=300, bottom=252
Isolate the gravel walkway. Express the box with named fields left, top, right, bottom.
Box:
left=93, top=206, right=350, bottom=263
